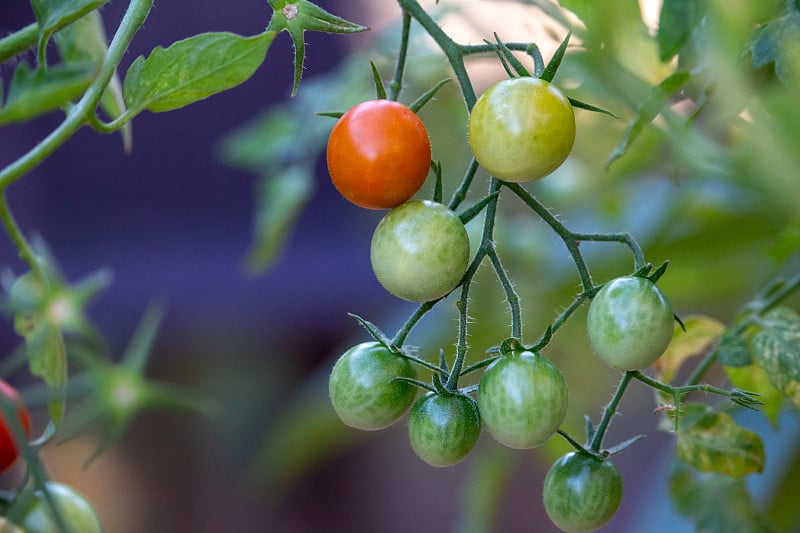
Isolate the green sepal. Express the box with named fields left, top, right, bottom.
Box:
left=408, top=78, right=451, bottom=113
left=567, top=96, right=619, bottom=119
left=540, top=31, right=571, bottom=82
left=347, top=313, right=395, bottom=350
left=369, top=61, right=387, bottom=99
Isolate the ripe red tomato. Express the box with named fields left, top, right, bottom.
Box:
left=326, top=99, right=431, bottom=209
left=0, top=380, right=32, bottom=473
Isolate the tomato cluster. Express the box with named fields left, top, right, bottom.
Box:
left=326, top=85, right=673, bottom=532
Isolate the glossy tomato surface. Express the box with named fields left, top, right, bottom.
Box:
left=370, top=200, right=470, bottom=302
left=408, top=392, right=481, bottom=467
left=327, top=99, right=431, bottom=209
left=468, top=77, right=575, bottom=182
left=15, top=482, right=103, bottom=533
left=0, top=380, right=31, bottom=474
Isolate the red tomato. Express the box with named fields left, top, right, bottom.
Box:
left=0, top=380, right=31, bottom=473
left=326, top=99, right=431, bottom=209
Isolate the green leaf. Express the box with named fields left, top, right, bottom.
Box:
left=657, top=0, right=707, bottom=62
left=675, top=403, right=765, bottom=478
left=717, top=331, right=753, bottom=367
left=605, top=71, right=690, bottom=169
left=456, top=447, right=514, bottom=533
left=670, top=460, right=774, bottom=533
left=768, top=218, right=800, bottom=262
left=751, top=307, right=800, bottom=408
left=30, top=0, right=110, bottom=64
left=123, top=31, right=275, bottom=114
left=25, top=320, right=67, bottom=424
left=245, top=167, right=313, bottom=274
left=0, top=61, right=94, bottom=124
left=55, top=10, right=132, bottom=151
left=724, top=364, right=783, bottom=426
left=749, top=10, right=800, bottom=84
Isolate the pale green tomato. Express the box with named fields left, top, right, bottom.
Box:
left=16, top=482, right=102, bottom=533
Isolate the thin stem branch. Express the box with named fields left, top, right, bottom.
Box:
left=0, top=194, right=45, bottom=277
left=0, top=23, right=39, bottom=63
left=391, top=300, right=436, bottom=347
left=486, top=245, right=521, bottom=338
left=573, top=231, right=646, bottom=271
left=589, top=371, right=633, bottom=451
left=388, top=10, right=412, bottom=101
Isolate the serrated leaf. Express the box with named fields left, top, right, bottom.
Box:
left=30, top=0, right=110, bottom=64
left=654, top=315, right=724, bottom=384
left=725, top=364, right=782, bottom=426
left=676, top=403, right=765, bottom=477
left=751, top=307, right=800, bottom=407
left=670, top=460, right=774, bottom=533
left=717, top=331, right=753, bottom=367
left=605, top=71, right=690, bottom=169
left=749, top=11, right=800, bottom=84
left=123, top=31, right=275, bottom=114
left=245, top=167, right=313, bottom=274
left=0, top=61, right=94, bottom=124
left=657, top=0, right=707, bottom=62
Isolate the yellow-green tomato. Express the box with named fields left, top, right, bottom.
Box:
left=408, top=392, right=481, bottom=467
left=15, top=482, right=103, bottom=533
left=468, top=77, right=575, bottom=182
left=329, top=342, right=417, bottom=431
left=370, top=200, right=470, bottom=302
left=477, top=350, right=568, bottom=449
left=586, top=276, right=674, bottom=371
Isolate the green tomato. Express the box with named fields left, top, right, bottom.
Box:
left=468, top=76, right=575, bottom=182
left=370, top=200, right=470, bottom=302
left=15, top=482, right=103, bottom=533
left=543, top=452, right=623, bottom=532
left=329, top=342, right=417, bottom=431
left=477, top=349, right=568, bottom=449
left=586, top=276, right=674, bottom=371
left=408, top=392, right=481, bottom=467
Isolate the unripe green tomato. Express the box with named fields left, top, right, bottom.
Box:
left=408, top=392, right=481, bottom=467
left=468, top=76, right=575, bottom=182
left=477, top=350, right=568, bottom=449
left=370, top=200, right=470, bottom=302
left=329, top=342, right=417, bottom=431
left=543, top=452, right=623, bottom=532
left=586, top=276, right=674, bottom=371
left=16, top=482, right=103, bottom=533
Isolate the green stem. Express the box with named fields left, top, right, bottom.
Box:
left=573, top=231, right=646, bottom=271
left=589, top=371, right=633, bottom=451
left=486, top=245, right=522, bottom=338
left=0, top=23, right=39, bottom=63
left=0, top=0, right=154, bottom=191
left=392, top=301, right=436, bottom=347
left=0, top=194, right=45, bottom=277
left=388, top=10, right=412, bottom=101
left=448, top=158, right=480, bottom=212
left=458, top=42, right=536, bottom=56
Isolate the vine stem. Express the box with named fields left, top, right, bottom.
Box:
left=0, top=0, right=155, bottom=191
left=0, top=23, right=39, bottom=63
left=0, top=195, right=44, bottom=276
left=589, top=371, right=633, bottom=452
left=388, top=10, right=412, bottom=101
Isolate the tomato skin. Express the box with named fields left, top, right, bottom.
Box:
left=15, top=482, right=103, bottom=533
left=329, top=342, right=417, bottom=431
left=407, top=392, right=481, bottom=467
left=586, top=276, right=674, bottom=371
left=0, top=380, right=32, bottom=474
left=326, top=99, right=431, bottom=209
left=543, top=452, right=623, bottom=532
left=370, top=200, right=470, bottom=302
left=468, top=76, right=575, bottom=182
left=477, top=350, right=567, bottom=449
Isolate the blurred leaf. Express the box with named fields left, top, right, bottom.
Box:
left=30, top=0, right=109, bottom=64
left=55, top=10, right=131, bottom=151
left=245, top=167, right=314, bottom=273
left=456, top=447, right=515, bottom=533
left=657, top=0, right=707, bottom=62
left=768, top=218, right=800, bottom=262
left=724, top=364, right=782, bottom=426
left=670, top=459, right=774, bottom=533
left=751, top=307, right=800, bottom=408
left=717, top=331, right=753, bottom=367
left=749, top=7, right=800, bottom=84
left=0, top=61, right=93, bottom=124
left=675, top=403, right=765, bottom=477
left=123, top=31, right=275, bottom=114
left=765, top=440, right=800, bottom=531
left=605, top=71, right=690, bottom=169
left=654, top=315, right=724, bottom=384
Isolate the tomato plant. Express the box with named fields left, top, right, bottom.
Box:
left=586, top=276, right=674, bottom=371
left=370, top=200, right=470, bottom=302
left=407, top=392, right=481, bottom=467
left=468, top=77, right=575, bottom=182
left=543, top=452, right=623, bottom=533
left=477, top=349, right=568, bottom=449
left=327, top=99, right=431, bottom=209
left=329, top=342, right=417, bottom=431
left=11, top=482, right=102, bottom=533
left=0, top=380, right=31, bottom=474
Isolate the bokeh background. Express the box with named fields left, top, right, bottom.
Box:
left=1, top=1, right=799, bottom=532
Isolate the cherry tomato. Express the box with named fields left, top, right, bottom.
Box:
left=468, top=76, right=575, bottom=182
left=329, top=342, right=417, bottom=431
left=407, top=392, right=481, bottom=467
left=543, top=452, right=623, bottom=532
left=0, top=380, right=32, bottom=474
left=14, top=482, right=103, bottom=533
left=477, top=349, right=567, bottom=449
left=370, top=200, right=470, bottom=302
left=326, top=99, right=431, bottom=209
left=586, top=276, right=674, bottom=371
